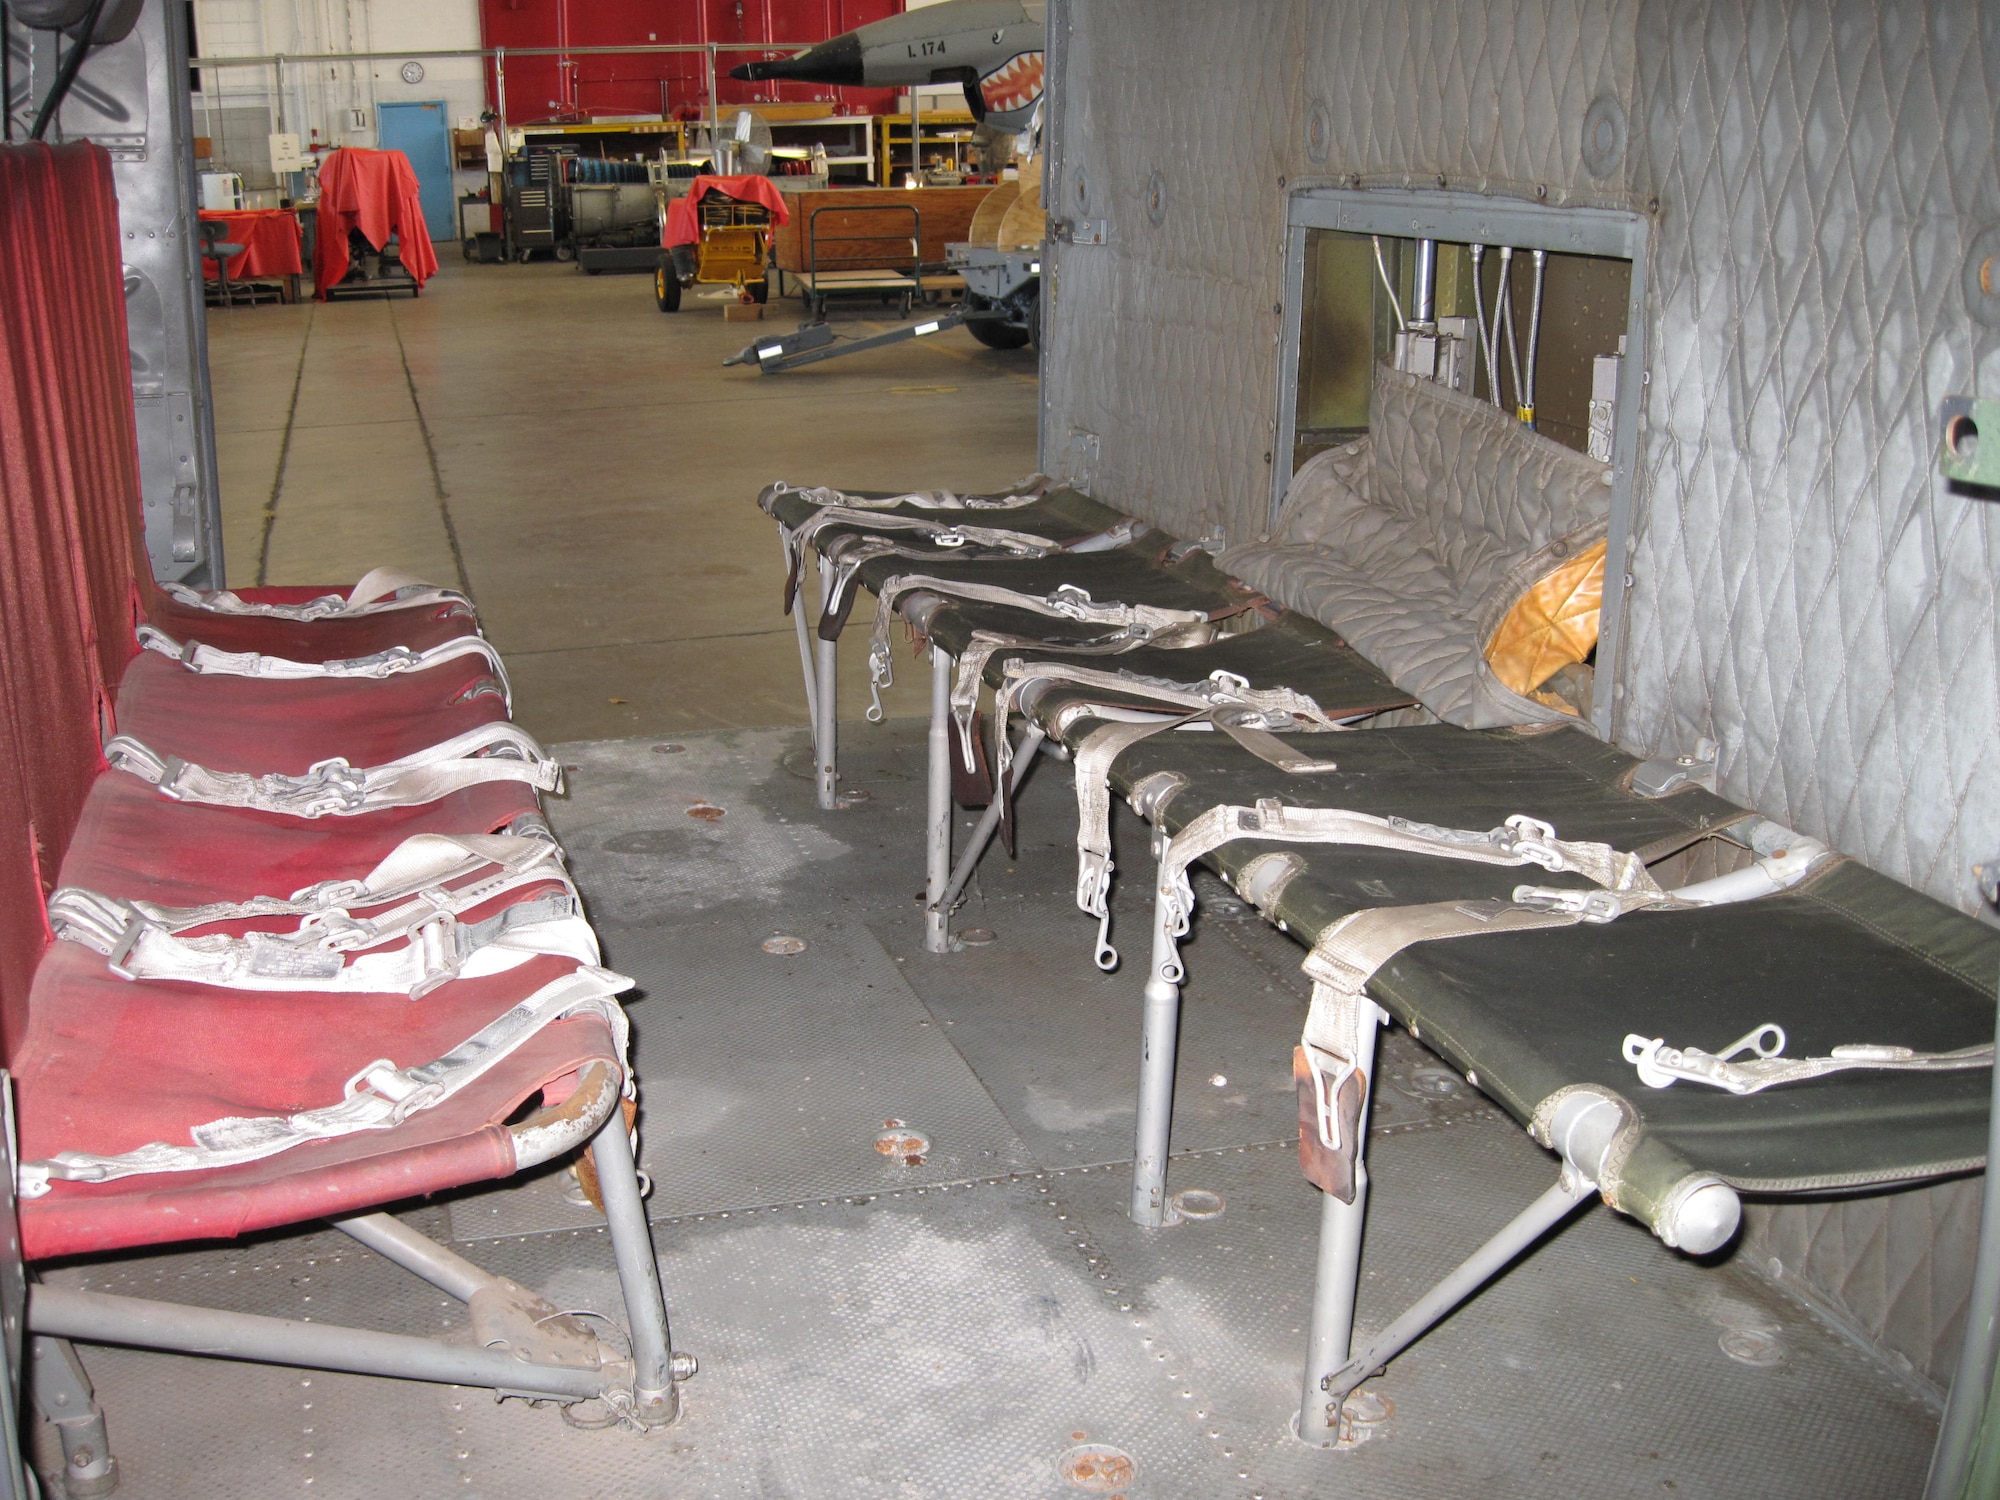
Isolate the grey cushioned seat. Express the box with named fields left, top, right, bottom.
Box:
left=1220, top=367, right=1612, bottom=728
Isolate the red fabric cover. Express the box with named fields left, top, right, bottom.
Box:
left=58, top=773, right=542, bottom=910
left=112, top=649, right=511, bottom=772
left=314, top=149, right=440, bottom=296
left=16, top=942, right=616, bottom=1258
left=198, top=209, right=304, bottom=280
left=662, top=174, right=793, bottom=248
left=0, top=143, right=147, bottom=1058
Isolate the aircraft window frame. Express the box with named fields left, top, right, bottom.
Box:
left=1272, top=189, right=1652, bottom=741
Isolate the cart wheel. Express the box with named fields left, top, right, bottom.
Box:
left=555, top=243, right=575, bottom=263
left=462, top=236, right=476, bottom=262
left=965, top=292, right=1033, bottom=350
left=515, top=246, right=531, bottom=264
left=655, top=265, right=681, bottom=313
left=749, top=279, right=769, bottom=305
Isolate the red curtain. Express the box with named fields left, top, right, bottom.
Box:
left=0, top=142, right=149, bottom=1059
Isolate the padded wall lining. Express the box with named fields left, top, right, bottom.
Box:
left=1618, top=2, right=2000, bottom=918
left=1046, top=0, right=2000, bottom=919
left=1741, top=1177, right=1983, bottom=1390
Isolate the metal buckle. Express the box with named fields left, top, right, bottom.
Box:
left=292, top=758, right=369, bottom=816
left=1510, top=884, right=1624, bottom=922
left=1207, top=669, right=1250, bottom=698
left=1501, top=814, right=1566, bottom=871
left=104, top=909, right=148, bottom=979
left=1303, top=1042, right=1357, bottom=1152
left=152, top=753, right=192, bottom=800
left=407, top=911, right=465, bottom=999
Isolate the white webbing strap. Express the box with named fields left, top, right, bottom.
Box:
left=136, top=626, right=510, bottom=707
left=53, top=888, right=592, bottom=997
left=795, top=507, right=1062, bottom=559
left=1622, top=1025, right=1994, bottom=1095
left=1066, top=710, right=1344, bottom=971
left=997, top=661, right=1346, bottom=745
left=982, top=663, right=1346, bottom=961
left=16, top=964, right=633, bottom=1197
left=794, top=524, right=1067, bottom=628
left=48, top=834, right=595, bottom=997
left=1073, top=718, right=1200, bottom=969
left=162, top=567, right=471, bottom=621
left=865, top=577, right=1213, bottom=722
left=761, top=478, right=1050, bottom=514
left=106, top=722, right=562, bottom=819
left=947, top=622, right=1214, bottom=760
left=1152, top=799, right=1658, bottom=988
left=59, top=832, right=560, bottom=934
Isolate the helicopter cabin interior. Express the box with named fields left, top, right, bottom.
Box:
left=2, top=1, right=1999, bottom=1496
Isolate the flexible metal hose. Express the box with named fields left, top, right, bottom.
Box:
left=1469, top=244, right=1499, bottom=406
left=1497, top=246, right=1523, bottom=412
left=1522, top=249, right=1547, bottom=426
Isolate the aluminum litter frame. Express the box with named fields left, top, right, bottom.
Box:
left=26, top=1105, right=693, bottom=1477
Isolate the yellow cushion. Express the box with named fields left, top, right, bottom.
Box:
left=1484, top=539, right=1607, bottom=698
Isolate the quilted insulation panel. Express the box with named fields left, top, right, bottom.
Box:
left=1046, top=0, right=2000, bottom=917
left=1619, top=3, right=2000, bottom=918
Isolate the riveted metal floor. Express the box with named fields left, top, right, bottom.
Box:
left=32, top=724, right=1942, bottom=1498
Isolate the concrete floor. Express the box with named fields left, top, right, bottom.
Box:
left=204, top=259, right=1040, bottom=741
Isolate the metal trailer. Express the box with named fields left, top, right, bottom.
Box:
left=790, top=202, right=924, bottom=320
left=725, top=242, right=1039, bottom=373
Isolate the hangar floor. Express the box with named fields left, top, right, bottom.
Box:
left=33, top=263, right=1942, bottom=1497
left=202, top=258, right=1040, bottom=741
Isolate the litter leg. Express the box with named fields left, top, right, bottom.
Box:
left=814, top=550, right=840, bottom=810
left=925, top=647, right=953, bottom=953
left=1304, top=1165, right=1595, bottom=1445
left=928, top=724, right=1047, bottom=938
left=1299, top=1176, right=1371, bottom=1444
left=29, top=1336, right=117, bottom=1497
left=783, top=529, right=819, bottom=745
left=1296, top=1007, right=1383, bottom=1445
left=334, top=1213, right=497, bottom=1302
left=1130, top=835, right=1186, bottom=1227
left=590, top=1108, right=685, bottom=1428
left=29, top=1289, right=609, bottom=1402
left=1324, top=1171, right=1593, bottom=1410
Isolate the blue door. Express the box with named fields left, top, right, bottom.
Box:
left=377, top=101, right=457, bottom=243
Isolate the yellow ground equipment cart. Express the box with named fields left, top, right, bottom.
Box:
left=655, top=175, right=790, bottom=313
